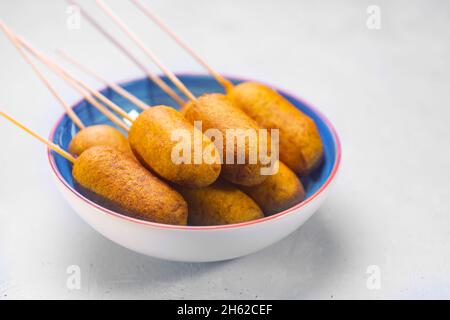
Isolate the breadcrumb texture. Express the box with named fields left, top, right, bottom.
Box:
left=73, top=146, right=188, bottom=225
left=129, top=106, right=221, bottom=188
left=228, top=82, right=323, bottom=175
left=241, top=161, right=305, bottom=216
left=178, top=180, right=263, bottom=226
left=182, top=93, right=269, bottom=186
left=68, top=125, right=131, bottom=156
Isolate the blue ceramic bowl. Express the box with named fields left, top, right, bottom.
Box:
left=47, top=74, right=341, bottom=261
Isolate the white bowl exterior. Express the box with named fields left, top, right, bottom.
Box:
left=51, top=168, right=335, bottom=262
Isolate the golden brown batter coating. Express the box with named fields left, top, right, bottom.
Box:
left=68, top=124, right=131, bottom=156
left=128, top=106, right=221, bottom=188
left=240, top=161, right=305, bottom=216
left=178, top=180, right=263, bottom=226
left=182, top=93, right=269, bottom=186
left=227, top=82, right=323, bottom=176
left=73, top=146, right=188, bottom=225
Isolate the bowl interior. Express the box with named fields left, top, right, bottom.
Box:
left=51, top=74, right=338, bottom=205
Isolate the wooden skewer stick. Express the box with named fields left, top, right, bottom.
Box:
left=130, top=0, right=234, bottom=92
left=19, top=38, right=132, bottom=122
left=96, top=0, right=197, bottom=102
left=0, top=110, right=76, bottom=163
left=1, top=21, right=127, bottom=132
left=57, top=49, right=150, bottom=111
left=0, top=21, right=85, bottom=129
left=19, top=38, right=129, bottom=131
left=67, top=0, right=185, bottom=106
left=18, top=38, right=130, bottom=131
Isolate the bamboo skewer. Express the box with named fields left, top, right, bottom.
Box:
left=57, top=49, right=150, bottom=111
left=19, top=38, right=132, bottom=122
left=0, top=110, right=76, bottom=163
left=130, top=0, right=234, bottom=91
left=0, top=21, right=129, bottom=131
left=0, top=21, right=85, bottom=129
left=17, top=38, right=130, bottom=131
left=96, top=0, right=197, bottom=102
left=67, top=0, right=185, bottom=106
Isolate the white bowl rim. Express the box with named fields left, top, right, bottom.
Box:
left=47, top=73, right=342, bottom=231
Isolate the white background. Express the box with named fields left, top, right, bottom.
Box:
left=1, top=0, right=449, bottom=299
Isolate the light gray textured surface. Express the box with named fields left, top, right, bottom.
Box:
left=1, top=0, right=450, bottom=299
